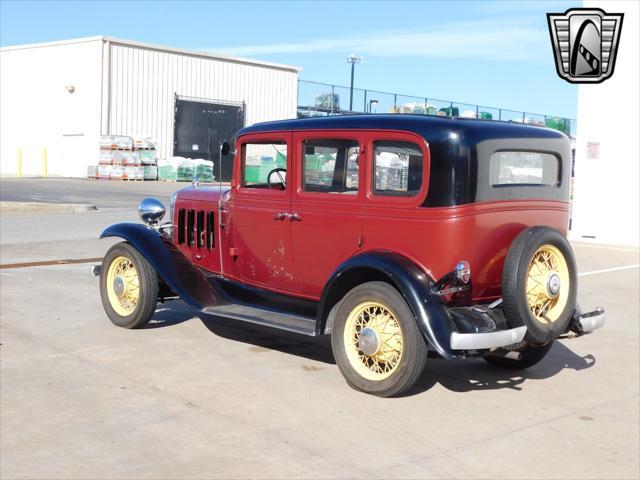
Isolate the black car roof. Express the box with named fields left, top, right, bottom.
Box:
left=238, top=114, right=566, bottom=141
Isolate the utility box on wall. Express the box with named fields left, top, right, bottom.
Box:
left=0, top=36, right=300, bottom=178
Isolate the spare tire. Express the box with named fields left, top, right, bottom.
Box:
left=502, top=226, right=577, bottom=345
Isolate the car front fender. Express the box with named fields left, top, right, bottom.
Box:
left=100, top=223, right=222, bottom=310
left=318, top=251, right=461, bottom=359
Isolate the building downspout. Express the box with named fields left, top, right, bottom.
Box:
left=100, top=38, right=111, bottom=135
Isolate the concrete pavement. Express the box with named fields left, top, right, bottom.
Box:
left=0, top=178, right=638, bottom=479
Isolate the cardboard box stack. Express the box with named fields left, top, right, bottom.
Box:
left=89, top=135, right=158, bottom=180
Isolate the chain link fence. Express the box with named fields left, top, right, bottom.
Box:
left=297, top=80, right=576, bottom=138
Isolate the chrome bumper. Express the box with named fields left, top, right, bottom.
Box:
left=577, top=307, right=605, bottom=333
left=450, top=326, right=527, bottom=350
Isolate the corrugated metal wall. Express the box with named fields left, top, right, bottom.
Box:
left=107, top=42, right=299, bottom=160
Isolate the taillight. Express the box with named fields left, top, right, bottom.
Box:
left=455, top=261, right=471, bottom=284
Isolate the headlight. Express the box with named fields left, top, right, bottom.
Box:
left=138, top=198, right=166, bottom=226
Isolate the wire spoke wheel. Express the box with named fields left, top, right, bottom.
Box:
left=106, top=256, right=140, bottom=316
left=332, top=282, right=428, bottom=396
left=100, top=242, right=158, bottom=329
left=343, top=301, right=403, bottom=381
left=502, top=227, right=577, bottom=345
left=526, top=244, right=570, bottom=324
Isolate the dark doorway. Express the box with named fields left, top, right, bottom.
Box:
left=173, top=96, right=245, bottom=182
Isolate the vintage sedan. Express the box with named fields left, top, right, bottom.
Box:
left=94, top=115, right=604, bottom=397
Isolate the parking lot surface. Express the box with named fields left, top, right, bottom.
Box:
left=1, top=179, right=639, bottom=479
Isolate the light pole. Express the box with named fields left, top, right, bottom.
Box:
left=347, top=54, right=362, bottom=112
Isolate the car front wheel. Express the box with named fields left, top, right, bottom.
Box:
left=331, top=282, right=428, bottom=397
left=99, top=241, right=158, bottom=329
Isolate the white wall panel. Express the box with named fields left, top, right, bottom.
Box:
left=107, top=42, right=298, bottom=161
left=0, top=39, right=103, bottom=177
left=571, top=0, right=639, bottom=246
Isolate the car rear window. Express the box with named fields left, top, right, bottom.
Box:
left=373, top=141, right=424, bottom=196
left=491, top=151, right=560, bottom=187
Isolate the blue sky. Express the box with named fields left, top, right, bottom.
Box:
left=0, top=0, right=580, bottom=118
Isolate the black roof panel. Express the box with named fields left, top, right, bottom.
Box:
left=238, top=114, right=566, bottom=141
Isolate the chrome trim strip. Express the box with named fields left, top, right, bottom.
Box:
left=487, top=298, right=503, bottom=309
left=450, top=326, right=527, bottom=350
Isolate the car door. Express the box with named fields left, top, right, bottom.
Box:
left=228, top=132, right=296, bottom=294
left=290, top=131, right=365, bottom=297
left=362, top=130, right=430, bottom=259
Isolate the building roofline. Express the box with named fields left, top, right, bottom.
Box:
left=0, top=35, right=302, bottom=73
left=0, top=35, right=106, bottom=51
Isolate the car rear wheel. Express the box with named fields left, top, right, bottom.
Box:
left=100, top=242, right=158, bottom=329
left=331, top=282, right=428, bottom=397
left=502, top=226, right=577, bottom=345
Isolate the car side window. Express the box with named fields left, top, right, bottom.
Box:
left=241, top=141, right=287, bottom=189
left=373, top=141, right=423, bottom=196
left=302, top=139, right=359, bottom=194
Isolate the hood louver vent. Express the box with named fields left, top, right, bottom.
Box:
left=177, top=208, right=215, bottom=251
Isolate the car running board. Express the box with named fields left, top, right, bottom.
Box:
left=202, top=303, right=318, bottom=336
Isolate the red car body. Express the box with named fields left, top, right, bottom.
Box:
left=99, top=115, right=603, bottom=396
left=173, top=118, right=569, bottom=303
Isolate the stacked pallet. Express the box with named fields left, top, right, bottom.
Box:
left=157, top=157, right=215, bottom=182
left=88, top=136, right=158, bottom=180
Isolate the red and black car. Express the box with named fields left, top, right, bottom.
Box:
left=94, top=115, right=604, bottom=397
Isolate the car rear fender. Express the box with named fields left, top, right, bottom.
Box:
left=100, top=223, right=222, bottom=310
left=318, top=251, right=461, bottom=359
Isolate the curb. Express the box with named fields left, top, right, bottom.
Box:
left=0, top=201, right=98, bottom=214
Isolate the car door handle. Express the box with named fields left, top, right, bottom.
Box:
left=273, top=212, right=288, bottom=220
left=289, top=212, right=303, bottom=221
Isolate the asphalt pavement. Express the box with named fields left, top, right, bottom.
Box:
left=1, top=178, right=639, bottom=479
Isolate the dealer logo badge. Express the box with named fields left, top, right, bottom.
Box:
left=547, top=8, right=624, bottom=84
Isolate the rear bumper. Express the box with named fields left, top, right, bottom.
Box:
left=573, top=307, right=606, bottom=334
left=450, top=326, right=527, bottom=350
left=449, top=306, right=606, bottom=351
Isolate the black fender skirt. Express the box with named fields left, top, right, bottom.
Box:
left=319, top=251, right=461, bottom=359
left=100, top=223, right=221, bottom=310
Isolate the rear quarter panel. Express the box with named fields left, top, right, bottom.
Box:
left=362, top=199, right=570, bottom=301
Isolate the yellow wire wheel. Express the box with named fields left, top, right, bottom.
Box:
left=526, top=244, right=570, bottom=324
left=332, top=281, right=429, bottom=396
left=106, top=255, right=140, bottom=316
left=502, top=227, right=577, bottom=346
left=100, top=242, right=158, bottom=329
left=343, top=301, right=404, bottom=381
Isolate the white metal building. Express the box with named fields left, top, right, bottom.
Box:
left=0, top=36, right=300, bottom=178
left=570, top=0, right=639, bottom=247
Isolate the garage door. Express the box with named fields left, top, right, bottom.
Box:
left=173, top=97, right=245, bottom=182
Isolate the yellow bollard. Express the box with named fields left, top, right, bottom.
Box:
left=17, top=149, right=22, bottom=178
left=43, top=147, right=48, bottom=177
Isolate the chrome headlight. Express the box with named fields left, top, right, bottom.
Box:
left=138, top=198, right=166, bottom=226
